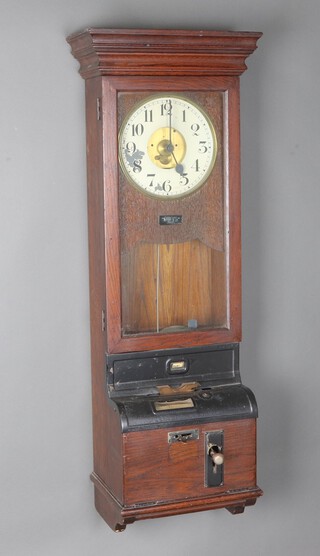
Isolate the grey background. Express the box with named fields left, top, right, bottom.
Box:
left=1, top=1, right=319, bottom=555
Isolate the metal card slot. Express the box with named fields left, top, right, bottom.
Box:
left=167, top=358, right=189, bottom=374
left=168, top=429, right=199, bottom=443
left=154, top=398, right=194, bottom=411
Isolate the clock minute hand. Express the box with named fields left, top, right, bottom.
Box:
left=167, top=144, right=184, bottom=175
left=167, top=102, right=184, bottom=175
left=168, top=100, right=173, bottom=148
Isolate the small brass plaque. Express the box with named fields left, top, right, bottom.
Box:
left=168, top=429, right=199, bottom=444
left=154, top=398, right=194, bottom=411
left=159, top=215, right=182, bottom=225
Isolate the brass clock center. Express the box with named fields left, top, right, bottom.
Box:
left=147, top=127, right=186, bottom=169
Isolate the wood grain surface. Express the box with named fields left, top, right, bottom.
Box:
left=123, top=419, right=257, bottom=505
left=121, top=240, right=227, bottom=334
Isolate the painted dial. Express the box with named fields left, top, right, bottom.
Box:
left=119, top=95, right=217, bottom=199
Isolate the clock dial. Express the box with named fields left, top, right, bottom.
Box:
left=119, top=95, right=217, bottom=198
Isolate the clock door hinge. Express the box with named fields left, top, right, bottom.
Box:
left=101, top=309, right=106, bottom=332
left=96, top=97, right=102, bottom=121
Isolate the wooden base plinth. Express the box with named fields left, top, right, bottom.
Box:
left=91, top=472, right=263, bottom=532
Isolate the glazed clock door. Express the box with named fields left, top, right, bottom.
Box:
left=118, top=89, right=228, bottom=339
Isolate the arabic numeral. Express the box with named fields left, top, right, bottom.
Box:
left=179, top=174, right=189, bottom=186
left=131, top=123, right=144, bottom=136
left=162, top=180, right=172, bottom=193
left=191, top=159, right=199, bottom=172
left=144, top=109, right=153, bottom=122
left=147, top=173, right=155, bottom=187
left=198, top=141, right=208, bottom=154
left=133, top=160, right=142, bottom=173
left=126, top=141, right=136, bottom=154
left=161, top=100, right=172, bottom=116
left=154, top=179, right=172, bottom=193
left=191, top=123, right=200, bottom=136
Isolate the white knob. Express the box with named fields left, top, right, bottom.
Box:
left=211, top=451, right=224, bottom=466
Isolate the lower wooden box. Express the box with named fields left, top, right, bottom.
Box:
left=91, top=418, right=262, bottom=531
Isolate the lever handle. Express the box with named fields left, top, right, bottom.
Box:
left=209, top=445, right=224, bottom=466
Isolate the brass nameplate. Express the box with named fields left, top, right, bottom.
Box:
left=159, top=215, right=182, bottom=225
left=154, top=398, right=194, bottom=411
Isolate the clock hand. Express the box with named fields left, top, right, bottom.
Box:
left=170, top=148, right=184, bottom=175
left=168, top=100, right=173, bottom=148
left=175, top=162, right=184, bottom=175
left=167, top=104, right=184, bottom=175
left=156, top=146, right=184, bottom=174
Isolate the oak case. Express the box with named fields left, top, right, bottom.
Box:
left=67, top=28, right=263, bottom=532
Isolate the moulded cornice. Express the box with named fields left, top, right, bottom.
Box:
left=67, top=28, right=262, bottom=79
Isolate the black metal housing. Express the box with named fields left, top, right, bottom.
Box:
left=106, top=344, right=257, bottom=432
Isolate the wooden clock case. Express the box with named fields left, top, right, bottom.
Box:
left=67, top=28, right=263, bottom=532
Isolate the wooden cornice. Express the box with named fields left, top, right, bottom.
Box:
left=67, top=28, right=262, bottom=79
